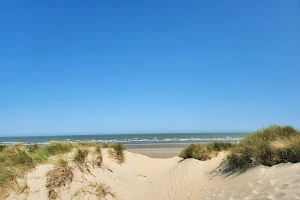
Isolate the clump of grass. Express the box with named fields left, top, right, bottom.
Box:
left=48, top=188, right=58, bottom=200
left=0, top=144, right=34, bottom=169
left=94, top=145, right=103, bottom=167
left=179, top=142, right=233, bottom=161
left=0, top=144, right=8, bottom=152
left=0, top=142, right=90, bottom=198
left=46, top=158, right=73, bottom=199
left=73, top=142, right=97, bottom=148
left=31, top=148, right=50, bottom=164
left=27, top=144, right=40, bottom=153
left=108, top=143, right=125, bottom=164
left=91, top=182, right=116, bottom=199
left=74, top=148, right=89, bottom=163
left=73, top=182, right=116, bottom=199
left=0, top=164, right=15, bottom=199
left=227, top=125, right=300, bottom=172
left=44, top=142, right=73, bottom=156
left=102, top=142, right=109, bottom=148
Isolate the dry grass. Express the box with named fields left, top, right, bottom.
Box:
left=73, top=142, right=97, bottom=148
left=73, top=182, right=116, bottom=199
left=92, top=182, right=116, bottom=199
left=93, top=145, right=103, bottom=167
left=0, top=142, right=104, bottom=198
left=101, top=142, right=109, bottom=148
left=46, top=158, right=73, bottom=199
left=74, top=148, right=89, bottom=163
left=108, top=143, right=125, bottom=164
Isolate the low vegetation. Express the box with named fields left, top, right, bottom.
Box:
left=0, top=141, right=98, bottom=198
left=74, top=148, right=89, bottom=163
left=94, top=145, right=103, bottom=167
left=101, top=142, right=109, bottom=148
left=44, top=142, right=73, bottom=155
left=0, top=145, right=8, bottom=152
left=108, top=143, right=125, bottom=164
left=179, top=142, right=233, bottom=161
left=46, top=158, right=73, bottom=199
left=73, top=182, right=116, bottom=199
left=227, top=125, right=300, bottom=171
left=73, top=142, right=97, bottom=148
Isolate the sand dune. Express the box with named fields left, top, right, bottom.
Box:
left=7, top=149, right=300, bottom=200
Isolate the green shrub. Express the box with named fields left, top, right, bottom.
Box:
left=74, top=148, right=89, bottom=163
left=179, top=142, right=233, bottom=161
left=227, top=125, right=300, bottom=171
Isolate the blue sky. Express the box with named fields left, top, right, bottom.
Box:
left=0, top=0, right=299, bottom=136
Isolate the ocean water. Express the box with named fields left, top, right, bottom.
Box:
left=0, top=133, right=246, bottom=148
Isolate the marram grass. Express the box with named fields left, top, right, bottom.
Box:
left=179, top=142, right=233, bottom=161
left=227, top=125, right=300, bottom=171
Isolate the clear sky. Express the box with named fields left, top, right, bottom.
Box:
left=0, top=1, right=299, bottom=136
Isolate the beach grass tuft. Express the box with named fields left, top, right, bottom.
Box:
left=227, top=124, right=300, bottom=171
left=94, top=145, right=103, bottom=167
left=102, top=142, right=109, bottom=148
left=91, top=182, right=116, bottom=199
left=0, top=145, right=8, bottom=152
left=179, top=142, right=233, bottom=161
left=74, top=148, right=89, bottom=163
left=108, top=143, right=125, bottom=164
left=73, top=182, right=116, bottom=199
left=46, top=158, right=73, bottom=199
left=44, top=142, right=73, bottom=155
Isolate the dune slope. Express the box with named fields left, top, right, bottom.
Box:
left=7, top=149, right=300, bottom=200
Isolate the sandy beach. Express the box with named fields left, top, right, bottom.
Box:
left=125, top=143, right=188, bottom=158
left=127, top=147, right=183, bottom=158
left=7, top=148, right=300, bottom=200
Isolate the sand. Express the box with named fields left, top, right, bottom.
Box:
left=7, top=149, right=300, bottom=200
left=127, top=147, right=182, bottom=158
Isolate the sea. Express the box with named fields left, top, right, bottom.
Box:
left=0, top=133, right=246, bottom=148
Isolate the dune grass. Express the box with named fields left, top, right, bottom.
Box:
left=73, top=142, right=97, bottom=148
left=108, top=143, right=125, bottom=164
left=101, top=142, right=109, bottom=148
left=0, top=145, right=8, bottom=152
left=46, top=157, right=73, bottom=199
left=0, top=141, right=96, bottom=198
left=227, top=125, right=300, bottom=171
left=179, top=142, right=233, bottom=161
left=44, top=142, right=73, bottom=155
left=94, top=145, right=103, bottom=167
left=74, top=148, right=89, bottom=163
left=0, top=164, right=15, bottom=199
left=73, top=182, right=116, bottom=199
